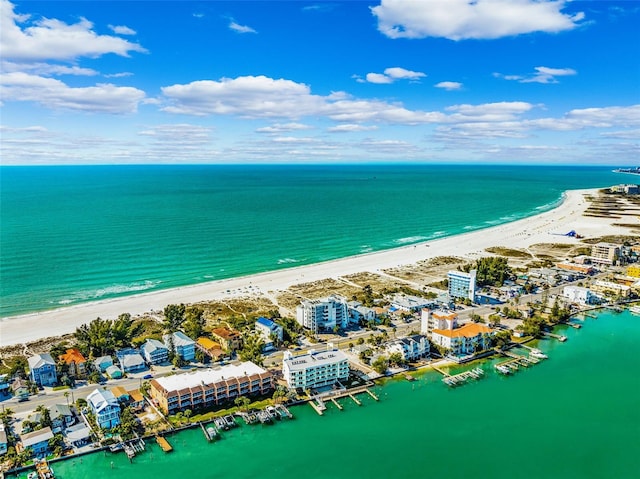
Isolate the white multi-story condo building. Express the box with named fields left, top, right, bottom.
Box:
left=283, top=349, right=349, bottom=390
left=448, top=269, right=477, bottom=301
left=296, top=295, right=349, bottom=333
left=421, top=309, right=458, bottom=334
left=385, top=335, right=430, bottom=361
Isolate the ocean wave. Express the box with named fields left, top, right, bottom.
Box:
left=360, top=245, right=373, bottom=253
left=394, top=236, right=429, bottom=245
left=55, top=280, right=161, bottom=305
left=277, top=258, right=301, bottom=264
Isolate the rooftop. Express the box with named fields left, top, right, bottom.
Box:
left=152, top=361, right=268, bottom=392
left=432, top=323, right=493, bottom=339
left=21, top=427, right=53, bottom=448
left=27, top=353, right=55, bottom=369
left=59, top=348, right=86, bottom=365
left=284, top=349, right=348, bottom=372
left=211, top=327, right=241, bottom=340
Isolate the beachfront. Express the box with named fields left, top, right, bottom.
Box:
left=0, top=187, right=630, bottom=347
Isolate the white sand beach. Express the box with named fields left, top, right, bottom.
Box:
left=0, top=188, right=626, bottom=347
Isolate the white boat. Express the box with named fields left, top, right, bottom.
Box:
left=529, top=349, right=548, bottom=359
left=630, top=305, right=640, bottom=315
left=495, top=364, right=511, bottom=375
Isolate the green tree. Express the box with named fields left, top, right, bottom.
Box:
left=111, top=313, right=141, bottom=349
left=48, top=433, right=65, bottom=456
left=371, top=356, right=389, bottom=375
left=74, top=317, right=113, bottom=357
left=163, top=303, right=186, bottom=332
left=472, top=256, right=512, bottom=287
left=183, top=306, right=205, bottom=339
left=234, top=396, right=250, bottom=412
left=388, top=352, right=406, bottom=367
left=492, top=330, right=512, bottom=349
left=238, top=334, right=265, bottom=366
left=35, top=405, right=52, bottom=429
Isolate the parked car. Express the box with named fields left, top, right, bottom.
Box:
left=143, top=374, right=153, bottom=379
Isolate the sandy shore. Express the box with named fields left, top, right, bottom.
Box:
left=0, top=188, right=625, bottom=347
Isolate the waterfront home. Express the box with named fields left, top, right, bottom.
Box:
left=255, top=317, right=284, bottom=351
left=87, top=389, right=120, bottom=429
left=164, top=331, right=196, bottom=362
left=563, top=286, right=598, bottom=306
left=140, top=338, right=169, bottom=365
left=556, top=262, right=595, bottom=275
left=296, top=295, right=349, bottom=333
left=19, top=426, right=53, bottom=457
left=49, top=404, right=74, bottom=433
left=210, top=327, right=243, bottom=352
left=119, top=353, right=147, bottom=373
left=347, top=301, right=377, bottom=324
left=11, top=377, right=29, bottom=401
left=385, top=335, right=429, bottom=362
left=0, top=374, right=9, bottom=396
left=93, top=355, right=114, bottom=373
left=421, top=309, right=458, bottom=335
left=0, top=425, right=8, bottom=455
left=65, top=422, right=92, bottom=448
left=58, top=348, right=87, bottom=378
left=448, top=269, right=477, bottom=301
left=149, top=361, right=273, bottom=415
left=282, top=349, right=349, bottom=390
left=196, top=337, right=225, bottom=360
left=28, top=353, right=57, bottom=387
left=430, top=323, right=494, bottom=356
left=105, top=365, right=123, bottom=379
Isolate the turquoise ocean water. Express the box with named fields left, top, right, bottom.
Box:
left=10, top=309, right=640, bottom=479
left=0, top=165, right=621, bottom=317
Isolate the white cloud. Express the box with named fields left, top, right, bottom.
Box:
left=371, top=0, right=584, bottom=40
left=1, top=0, right=147, bottom=61
left=446, top=101, right=535, bottom=122
left=229, top=21, right=257, bottom=34
left=528, top=105, right=640, bottom=130
left=161, top=74, right=446, bottom=124
left=495, top=66, right=577, bottom=83
left=327, top=124, right=379, bottom=133
left=435, top=81, right=463, bottom=91
left=138, top=124, right=214, bottom=146
left=104, top=72, right=134, bottom=78
left=362, top=67, right=426, bottom=84
left=108, top=24, right=136, bottom=35
left=256, top=123, right=312, bottom=133
left=2, top=60, right=98, bottom=76
left=1, top=72, right=146, bottom=113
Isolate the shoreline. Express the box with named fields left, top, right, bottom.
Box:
left=0, top=187, right=626, bottom=347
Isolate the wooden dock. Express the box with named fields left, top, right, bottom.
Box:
left=432, top=365, right=450, bottom=377
left=201, top=422, right=218, bottom=441
left=442, top=368, right=484, bottom=387
left=330, top=398, right=343, bottom=410
left=309, top=398, right=326, bottom=415
left=349, top=394, right=361, bottom=406
left=155, top=436, right=173, bottom=452
left=366, top=389, right=379, bottom=401
left=542, top=331, right=567, bottom=341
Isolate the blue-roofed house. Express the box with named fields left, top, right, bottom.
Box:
left=140, top=339, right=169, bottom=365
left=87, top=389, right=120, bottom=429
left=0, top=374, right=10, bottom=396
left=163, top=332, right=195, bottom=362
left=119, top=353, right=146, bottom=373
left=93, top=355, right=113, bottom=373
left=254, top=317, right=284, bottom=351
left=28, top=353, right=57, bottom=387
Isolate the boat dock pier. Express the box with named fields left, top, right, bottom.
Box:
left=542, top=331, right=567, bottom=342
left=330, top=398, right=343, bottom=410
left=201, top=422, right=219, bottom=441
left=349, top=394, right=361, bottom=406
left=276, top=404, right=294, bottom=419
left=35, top=458, right=55, bottom=479
left=155, top=435, right=173, bottom=452
left=442, top=368, right=485, bottom=387
left=309, top=397, right=327, bottom=415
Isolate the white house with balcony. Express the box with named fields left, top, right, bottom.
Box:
left=87, top=388, right=120, bottom=430
left=562, top=286, right=597, bottom=305
left=296, top=295, right=349, bottom=333
left=385, top=335, right=429, bottom=362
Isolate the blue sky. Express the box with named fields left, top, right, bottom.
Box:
left=1, top=0, right=638, bottom=165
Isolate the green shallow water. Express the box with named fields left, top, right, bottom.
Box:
left=14, top=310, right=640, bottom=479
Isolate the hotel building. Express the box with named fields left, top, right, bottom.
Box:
left=283, top=349, right=349, bottom=390
left=590, top=242, right=620, bottom=266
left=448, top=269, right=477, bottom=301
left=296, top=295, right=349, bottom=333
left=149, top=361, right=273, bottom=415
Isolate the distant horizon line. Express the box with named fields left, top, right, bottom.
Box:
left=0, top=162, right=624, bottom=168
